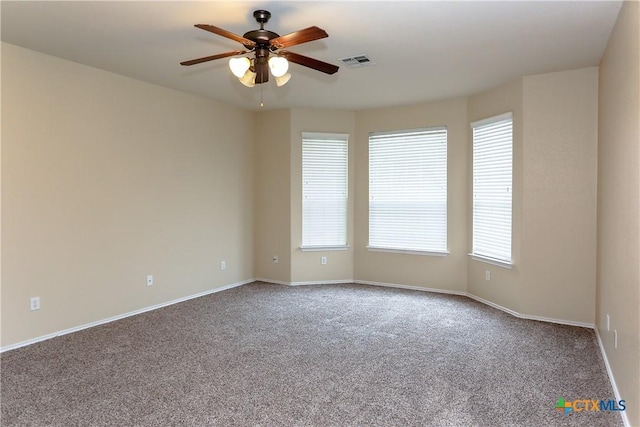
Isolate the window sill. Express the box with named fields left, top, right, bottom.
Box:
left=469, top=253, right=513, bottom=269
left=367, top=246, right=449, bottom=257
left=300, top=245, right=350, bottom=252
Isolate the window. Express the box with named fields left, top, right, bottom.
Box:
left=302, top=133, right=348, bottom=249
left=368, top=127, right=447, bottom=254
left=471, top=112, right=513, bottom=266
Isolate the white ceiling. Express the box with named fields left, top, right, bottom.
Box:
left=1, top=1, right=623, bottom=111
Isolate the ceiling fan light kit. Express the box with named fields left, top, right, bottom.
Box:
left=275, top=73, right=292, bottom=87
left=268, top=56, right=289, bottom=78
left=239, top=70, right=257, bottom=88
left=229, top=57, right=251, bottom=78
left=181, top=9, right=338, bottom=93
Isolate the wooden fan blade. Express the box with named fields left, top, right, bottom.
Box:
left=280, top=51, right=339, bottom=75
left=180, top=50, right=245, bottom=66
left=270, top=26, right=328, bottom=49
left=194, top=24, right=256, bottom=47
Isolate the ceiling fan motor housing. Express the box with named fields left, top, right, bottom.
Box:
left=254, top=47, right=270, bottom=84
left=244, top=10, right=281, bottom=51
left=243, top=29, right=280, bottom=48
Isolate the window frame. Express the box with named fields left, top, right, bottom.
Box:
left=470, top=112, right=514, bottom=268
left=300, top=132, right=349, bottom=251
left=367, top=126, right=449, bottom=256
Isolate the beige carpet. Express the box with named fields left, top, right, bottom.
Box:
left=1, top=282, right=623, bottom=426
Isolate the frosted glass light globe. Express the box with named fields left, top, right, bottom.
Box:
left=275, top=73, right=291, bottom=87
left=229, top=57, right=251, bottom=78
left=268, top=57, right=289, bottom=78
left=239, top=70, right=256, bottom=87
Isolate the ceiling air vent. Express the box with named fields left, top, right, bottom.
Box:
left=339, top=54, right=375, bottom=68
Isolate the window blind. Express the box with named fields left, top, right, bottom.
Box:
left=302, top=133, right=348, bottom=248
left=369, top=127, right=447, bottom=253
left=471, top=113, right=513, bottom=264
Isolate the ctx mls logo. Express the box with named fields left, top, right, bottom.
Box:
left=555, top=397, right=626, bottom=414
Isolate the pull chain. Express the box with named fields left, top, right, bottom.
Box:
left=260, top=85, right=264, bottom=107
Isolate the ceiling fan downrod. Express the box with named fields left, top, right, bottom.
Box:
left=253, top=10, right=271, bottom=28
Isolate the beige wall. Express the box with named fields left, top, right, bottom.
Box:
left=521, top=68, right=599, bottom=324
left=290, top=108, right=356, bottom=283
left=253, top=109, right=292, bottom=283
left=1, top=43, right=255, bottom=347
left=597, top=1, right=640, bottom=425
left=4, top=22, right=635, bottom=423
left=1, top=42, right=607, bottom=345
left=467, top=79, right=524, bottom=312
left=253, top=108, right=356, bottom=284
left=0, top=41, right=3, bottom=344
left=466, top=69, right=599, bottom=326
left=354, top=98, right=469, bottom=292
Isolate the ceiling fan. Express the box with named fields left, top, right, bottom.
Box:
left=180, top=10, right=339, bottom=87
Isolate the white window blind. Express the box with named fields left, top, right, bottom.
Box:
left=369, top=127, right=447, bottom=253
left=302, top=133, right=348, bottom=248
left=471, top=113, right=513, bottom=264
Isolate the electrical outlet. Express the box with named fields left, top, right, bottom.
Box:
left=321, top=256, right=327, bottom=265
left=146, top=275, right=154, bottom=286
left=30, top=297, right=40, bottom=311
left=485, top=270, right=491, bottom=281
left=221, top=261, right=226, bottom=270
left=607, top=314, right=610, bottom=331
left=273, top=255, right=279, bottom=264
left=614, top=329, right=618, bottom=349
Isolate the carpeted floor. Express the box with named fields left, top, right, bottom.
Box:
left=1, top=282, right=623, bottom=426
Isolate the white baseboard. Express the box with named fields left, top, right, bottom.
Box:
left=464, top=293, right=523, bottom=318
left=596, top=328, right=631, bottom=427
left=354, top=279, right=468, bottom=296
left=355, top=279, right=594, bottom=328
left=4, top=277, right=596, bottom=353
left=255, top=278, right=355, bottom=287
left=254, top=277, right=291, bottom=286
left=465, top=293, right=594, bottom=329
left=2, top=276, right=623, bottom=425
left=290, top=279, right=354, bottom=286
left=516, top=312, right=594, bottom=329
left=0, top=279, right=253, bottom=353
